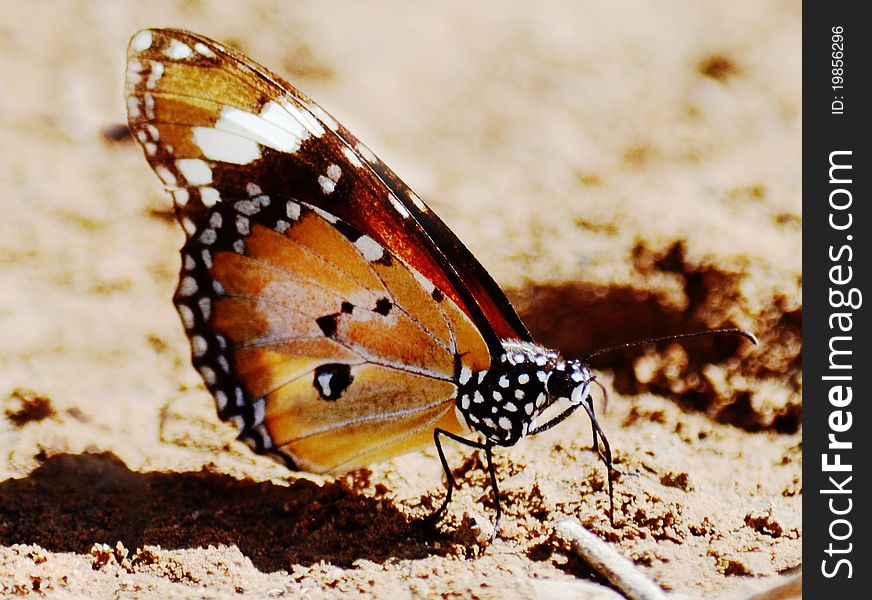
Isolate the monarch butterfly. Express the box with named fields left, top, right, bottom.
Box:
left=125, top=29, right=751, bottom=540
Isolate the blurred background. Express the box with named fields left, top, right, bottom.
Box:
left=0, top=1, right=800, bottom=597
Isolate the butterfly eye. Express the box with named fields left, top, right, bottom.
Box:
left=545, top=362, right=590, bottom=402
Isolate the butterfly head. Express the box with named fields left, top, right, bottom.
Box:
left=455, top=341, right=596, bottom=447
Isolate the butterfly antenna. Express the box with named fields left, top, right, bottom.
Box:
left=583, top=327, right=758, bottom=363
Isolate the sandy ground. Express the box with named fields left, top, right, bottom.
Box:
left=1, top=1, right=800, bottom=598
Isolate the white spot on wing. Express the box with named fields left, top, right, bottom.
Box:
left=214, top=104, right=306, bottom=154
left=252, top=398, right=266, bottom=425
left=409, top=191, right=427, bottom=211
left=155, top=165, right=176, bottom=186
left=146, top=61, right=164, bottom=89
left=311, top=206, right=338, bottom=223
left=200, top=187, right=220, bottom=207
left=354, top=235, right=384, bottom=262
left=126, top=60, right=142, bottom=84
left=142, top=93, right=155, bottom=119
left=215, top=390, right=228, bottom=411
left=318, top=175, right=336, bottom=195
left=130, top=30, right=153, bottom=53
left=236, top=215, right=250, bottom=235
left=356, top=142, right=377, bottom=163
left=176, top=159, right=212, bottom=185
left=388, top=193, right=410, bottom=218
left=234, top=200, right=259, bottom=215
left=192, top=126, right=261, bottom=164
left=318, top=163, right=342, bottom=195
left=412, top=270, right=436, bottom=295
left=178, top=304, right=195, bottom=329
left=165, top=39, right=193, bottom=60
left=317, top=372, right=333, bottom=397
left=341, top=146, right=364, bottom=168
left=279, top=99, right=325, bottom=137
left=194, top=42, right=216, bottom=57
left=199, top=229, right=216, bottom=245
left=126, top=96, right=141, bottom=118
left=192, top=335, right=207, bottom=357
left=261, top=101, right=309, bottom=140
left=198, top=297, right=212, bottom=320
left=181, top=217, right=197, bottom=235
left=178, top=277, right=198, bottom=296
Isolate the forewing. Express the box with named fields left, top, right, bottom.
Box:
left=125, top=28, right=531, bottom=351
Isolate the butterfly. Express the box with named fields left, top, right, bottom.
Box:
left=125, top=28, right=615, bottom=539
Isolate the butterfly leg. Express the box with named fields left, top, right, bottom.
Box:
left=482, top=442, right=502, bottom=542
left=428, top=428, right=461, bottom=524
left=419, top=428, right=502, bottom=541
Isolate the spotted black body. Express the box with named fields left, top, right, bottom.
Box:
left=456, top=341, right=595, bottom=446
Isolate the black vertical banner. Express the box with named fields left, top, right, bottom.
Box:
left=804, top=1, right=871, bottom=596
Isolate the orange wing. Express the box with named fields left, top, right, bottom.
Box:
left=175, top=195, right=490, bottom=473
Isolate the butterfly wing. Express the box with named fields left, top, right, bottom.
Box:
left=125, top=28, right=531, bottom=353
left=125, top=29, right=508, bottom=470
left=174, top=193, right=490, bottom=472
